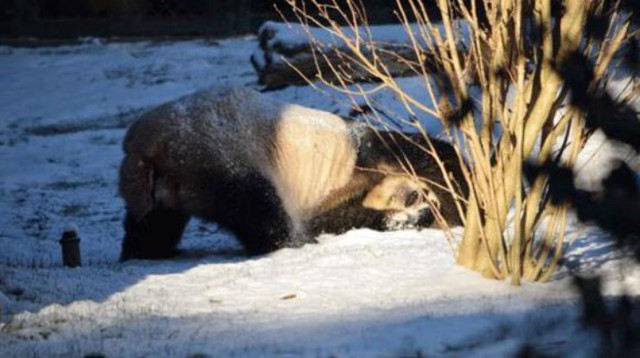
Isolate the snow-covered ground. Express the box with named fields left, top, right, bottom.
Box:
left=0, top=36, right=638, bottom=357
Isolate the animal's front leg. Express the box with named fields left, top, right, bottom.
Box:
left=120, top=208, right=190, bottom=261
left=308, top=202, right=390, bottom=235
left=216, top=172, right=316, bottom=256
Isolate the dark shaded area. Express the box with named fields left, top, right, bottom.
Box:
left=515, top=293, right=640, bottom=358
left=3, top=287, right=625, bottom=357
left=444, top=95, right=476, bottom=126
left=0, top=0, right=440, bottom=39
left=2, top=0, right=268, bottom=39
left=524, top=18, right=640, bottom=349
left=522, top=158, right=640, bottom=357
left=528, top=0, right=640, bottom=248
left=589, top=0, right=640, bottom=72
left=526, top=160, right=640, bottom=259
left=0, top=0, right=491, bottom=40
left=573, top=276, right=640, bottom=357
left=557, top=51, right=640, bottom=152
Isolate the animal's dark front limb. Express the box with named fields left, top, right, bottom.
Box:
left=308, top=202, right=390, bottom=236
left=212, top=172, right=316, bottom=256
left=309, top=199, right=436, bottom=236
left=120, top=208, right=190, bottom=261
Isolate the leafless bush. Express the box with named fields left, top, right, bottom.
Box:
left=284, top=0, right=638, bottom=283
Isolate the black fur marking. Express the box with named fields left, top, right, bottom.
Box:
left=415, top=208, right=436, bottom=228
left=309, top=191, right=389, bottom=235
left=206, top=171, right=317, bottom=256
left=121, top=208, right=190, bottom=261
left=405, top=190, right=420, bottom=207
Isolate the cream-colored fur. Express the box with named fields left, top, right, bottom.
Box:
left=267, top=104, right=356, bottom=225
left=362, top=175, right=440, bottom=211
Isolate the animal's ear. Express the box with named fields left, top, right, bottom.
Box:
left=362, top=179, right=394, bottom=210
left=362, top=176, right=414, bottom=211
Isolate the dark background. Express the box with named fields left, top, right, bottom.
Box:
left=0, top=0, right=439, bottom=39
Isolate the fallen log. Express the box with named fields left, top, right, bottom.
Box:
left=250, top=21, right=448, bottom=89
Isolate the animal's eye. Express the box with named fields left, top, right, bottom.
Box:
left=405, top=190, right=419, bottom=207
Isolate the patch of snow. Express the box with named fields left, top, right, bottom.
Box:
left=0, top=37, right=256, bottom=131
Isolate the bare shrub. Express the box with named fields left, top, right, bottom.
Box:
left=282, top=0, right=638, bottom=283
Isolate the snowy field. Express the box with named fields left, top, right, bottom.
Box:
left=0, top=36, right=638, bottom=357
